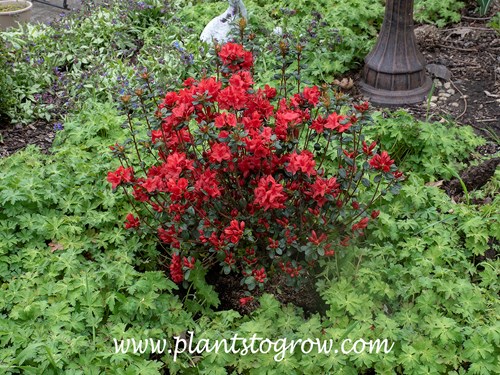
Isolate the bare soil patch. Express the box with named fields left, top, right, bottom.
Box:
left=0, top=117, right=57, bottom=158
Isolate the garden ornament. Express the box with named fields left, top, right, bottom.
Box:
left=360, top=0, right=432, bottom=105
left=200, top=0, right=247, bottom=43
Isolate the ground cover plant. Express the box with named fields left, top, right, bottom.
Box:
left=0, top=0, right=498, bottom=374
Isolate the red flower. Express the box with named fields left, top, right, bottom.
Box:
left=302, top=86, right=321, bottom=106
left=224, top=251, right=236, bottom=266
left=310, top=115, right=327, bottom=134
left=219, top=43, right=253, bottom=71
left=215, top=112, right=237, bottom=128
left=246, top=94, right=274, bottom=119
left=163, top=152, right=194, bottom=179
left=166, top=178, right=189, bottom=201
left=124, top=213, right=140, bottom=229
left=286, top=150, right=316, bottom=176
left=171, top=102, right=194, bottom=121
left=229, top=71, right=254, bottom=90
left=107, top=166, right=134, bottom=189
left=132, top=185, right=149, bottom=202
left=393, top=170, right=404, bottom=180
left=276, top=109, right=301, bottom=127
left=208, top=142, right=232, bottom=163
left=142, top=175, right=162, bottom=193
left=195, top=169, right=222, bottom=199
left=362, top=140, right=377, bottom=156
left=218, top=130, right=230, bottom=139
left=325, top=112, right=352, bottom=133
left=308, top=230, right=327, bottom=245
left=268, top=237, right=280, bottom=249
left=183, top=77, right=196, bottom=87
left=239, top=296, right=254, bottom=305
left=218, top=85, right=248, bottom=110
left=352, top=217, right=370, bottom=231
left=354, top=101, right=370, bottom=112
left=159, top=91, right=179, bottom=109
left=195, top=77, right=221, bottom=101
left=252, top=267, right=266, bottom=283
left=183, top=256, right=196, bottom=270
left=242, top=111, right=262, bottom=132
left=369, top=151, right=394, bottom=172
left=371, top=210, right=380, bottom=219
left=170, top=253, right=184, bottom=283
left=308, top=176, right=340, bottom=206
left=254, top=175, right=287, bottom=211
left=223, top=220, right=245, bottom=244
left=158, top=226, right=180, bottom=248
left=244, top=130, right=273, bottom=158
left=324, top=244, right=335, bottom=257
left=263, top=84, right=277, bottom=99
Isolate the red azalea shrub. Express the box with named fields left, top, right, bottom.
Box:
left=108, top=43, right=403, bottom=291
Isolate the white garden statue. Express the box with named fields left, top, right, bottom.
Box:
left=200, top=0, right=247, bottom=44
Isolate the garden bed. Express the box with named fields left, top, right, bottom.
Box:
left=0, top=1, right=498, bottom=374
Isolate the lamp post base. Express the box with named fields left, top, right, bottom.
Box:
left=359, top=76, right=432, bottom=106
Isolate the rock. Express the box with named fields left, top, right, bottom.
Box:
left=448, top=89, right=456, bottom=95
left=273, top=26, right=283, bottom=35
left=433, top=79, right=442, bottom=87
left=444, top=82, right=451, bottom=90
left=200, top=0, right=247, bottom=44
left=450, top=102, right=459, bottom=107
left=414, top=25, right=439, bottom=46
left=427, top=64, right=452, bottom=81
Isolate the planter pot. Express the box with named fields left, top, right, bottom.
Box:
left=0, top=1, right=32, bottom=30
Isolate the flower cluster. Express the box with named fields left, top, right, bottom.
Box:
left=108, top=43, right=403, bottom=291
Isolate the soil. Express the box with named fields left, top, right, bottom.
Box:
left=445, top=157, right=500, bottom=198
left=208, top=268, right=326, bottom=316
left=0, top=116, right=57, bottom=158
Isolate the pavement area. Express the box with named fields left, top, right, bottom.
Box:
left=29, top=0, right=81, bottom=25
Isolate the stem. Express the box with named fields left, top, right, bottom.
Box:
left=296, top=47, right=301, bottom=94
left=127, top=112, right=147, bottom=176
left=318, top=133, right=332, bottom=171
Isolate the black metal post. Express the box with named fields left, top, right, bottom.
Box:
left=33, top=0, right=68, bottom=10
